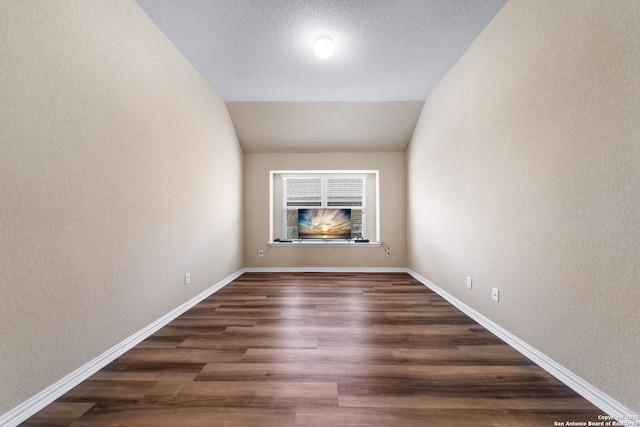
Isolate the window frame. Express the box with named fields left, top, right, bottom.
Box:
left=282, top=173, right=366, bottom=240
left=269, top=170, right=380, bottom=243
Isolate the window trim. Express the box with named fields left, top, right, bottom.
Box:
left=269, top=170, right=380, bottom=243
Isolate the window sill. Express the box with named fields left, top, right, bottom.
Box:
left=268, top=240, right=381, bottom=247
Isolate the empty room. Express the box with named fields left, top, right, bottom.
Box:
left=1, top=0, right=638, bottom=426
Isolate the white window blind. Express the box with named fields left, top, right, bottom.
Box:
left=285, top=178, right=321, bottom=207
left=327, top=178, right=363, bottom=207
left=285, top=176, right=364, bottom=208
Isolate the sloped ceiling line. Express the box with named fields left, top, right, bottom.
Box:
left=135, top=0, right=507, bottom=152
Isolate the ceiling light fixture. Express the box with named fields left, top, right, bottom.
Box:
left=313, top=35, right=335, bottom=59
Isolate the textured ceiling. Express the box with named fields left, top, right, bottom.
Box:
left=135, top=0, right=507, bottom=151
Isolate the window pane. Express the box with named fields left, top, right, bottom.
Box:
left=286, top=178, right=322, bottom=207
left=327, top=178, right=363, bottom=207
left=351, top=209, right=362, bottom=238
left=286, top=209, right=299, bottom=239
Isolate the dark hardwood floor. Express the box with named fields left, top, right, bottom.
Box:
left=23, top=272, right=603, bottom=426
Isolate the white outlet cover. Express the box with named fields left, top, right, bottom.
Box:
left=466, top=276, right=472, bottom=289
left=492, top=287, right=499, bottom=302
left=185, top=273, right=191, bottom=284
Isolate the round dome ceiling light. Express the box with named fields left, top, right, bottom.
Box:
left=313, top=35, right=335, bottom=59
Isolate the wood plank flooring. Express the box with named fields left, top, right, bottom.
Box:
left=22, top=272, right=603, bottom=426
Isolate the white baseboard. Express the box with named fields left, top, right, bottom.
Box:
left=0, top=269, right=244, bottom=427
left=243, top=267, right=408, bottom=273
left=5, top=268, right=636, bottom=426
left=407, top=269, right=638, bottom=423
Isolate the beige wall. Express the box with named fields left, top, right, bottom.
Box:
left=244, top=153, right=406, bottom=268
left=0, top=0, right=243, bottom=415
left=407, top=0, right=640, bottom=412
left=3, top=0, right=638, bottom=418
left=227, top=101, right=424, bottom=153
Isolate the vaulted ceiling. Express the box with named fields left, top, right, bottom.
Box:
left=135, top=0, right=507, bottom=153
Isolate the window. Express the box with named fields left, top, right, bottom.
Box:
left=269, top=170, right=380, bottom=242
left=283, top=174, right=365, bottom=239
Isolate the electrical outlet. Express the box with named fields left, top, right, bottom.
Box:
left=258, top=250, right=264, bottom=257
left=386, top=250, right=391, bottom=257
left=492, top=287, right=499, bottom=302
left=466, top=276, right=472, bottom=289
left=185, top=273, right=191, bottom=285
